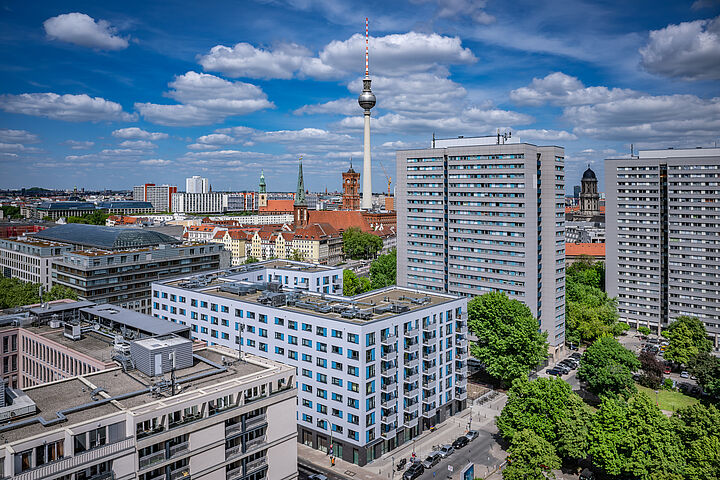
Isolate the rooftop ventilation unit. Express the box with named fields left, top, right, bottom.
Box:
left=130, top=335, right=193, bottom=377
left=63, top=323, right=82, bottom=341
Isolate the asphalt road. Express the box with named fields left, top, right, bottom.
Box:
left=399, top=433, right=498, bottom=480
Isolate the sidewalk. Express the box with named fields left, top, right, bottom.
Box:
left=298, top=443, right=385, bottom=480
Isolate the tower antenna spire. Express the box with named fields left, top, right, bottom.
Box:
left=365, top=17, right=369, bottom=77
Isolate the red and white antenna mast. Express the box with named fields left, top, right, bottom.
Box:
left=365, top=17, right=369, bottom=77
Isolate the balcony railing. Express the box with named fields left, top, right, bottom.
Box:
left=404, top=357, right=419, bottom=369
left=381, top=380, right=396, bottom=392
left=381, top=365, right=397, bottom=377
left=245, top=457, right=268, bottom=473
left=404, top=372, right=419, bottom=384
left=422, top=336, right=436, bottom=345
left=455, top=323, right=467, bottom=334
left=381, top=395, right=397, bottom=408
left=169, top=465, right=190, bottom=480
left=380, top=348, right=397, bottom=360
left=245, top=414, right=267, bottom=430
left=422, top=377, right=437, bottom=390
left=139, top=450, right=166, bottom=470
left=246, top=435, right=266, bottom=451
left=404, top=325, right=419, bottom=336
left=456, top=349, right=469, bottom=361
left=455, top=376, right=468, bottom=388
left=169, top=441, right=190, bottom=458
left=169, top=412, right=203, bottom=430
left=381, top=333, right=396, bottom=345
left=422, top=348, right=436, bottom=358
left=381, top=412, right=398, bottom=424
left=227, top=466, right=244, bottom=480
left=421, top=321, right=436, bottom=331
left=137, top=424, right=165, bottom=439
left=226, top=422, right=243, bottom=437
left=225, top=445, right=242, bottom=460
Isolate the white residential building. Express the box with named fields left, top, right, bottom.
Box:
left=151, top=261, right=468, bottom=466
left=133, top=184, right=178, bottom=212
left=0, top=237, right=74, bottom=289
left=172, top=192, right=229, bottom=214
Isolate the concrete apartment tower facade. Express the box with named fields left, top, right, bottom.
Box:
left=396, top=136, right=567, bottom=356
left=359, top=18, right=376, bottom=210
left=186, top=175, right=210, bottom=193
left=605, top=147, right=720, bottom=347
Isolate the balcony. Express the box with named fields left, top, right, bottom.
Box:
left=422, top=406, right=437, bottom=418
left=227, top=466, right=244, bottom=480
left=169, top=441, right=190, bottom=458
left=403, top=325, right=418, bottom=336
left=139, top=450, right=166, bottom=470
left=456, top=349, right=469, bottom=361
left=137, top=424, right=165, bottom=440
left=169, top=465, right=190, bottom=480
left=455, top=323, right=467, bottom=334
left=422, top=335, right=436, bottom=345
left=380, top=348, right=398, bottom=360
left=382, top=410, right=398, bottom=424
left=421, top=322, right=436, bottom=332
left=404, top=356, right=419, bottom=369
left=455, top=335, right=468, bottom=348
left=245, top=414, right=267, bottom=430
left=403, top=339, right=419, bottom=351
left=455, top=375, right=468, bottom=388
left=404, top=413, right=419, bottom=428
left=404, top=372, right=419, bottom=384
left=381, top=395, right=397, bottom=408
left=246, top=435, right=267, bottom=451
left=381, top=332, right=396, bottom=345
left=404, top=399, right=419, bottom=413
left=245, top=457, right=268, bottom=474
left=381, top=365, right=397, bottom=377
left=226, top=422, right=243, bottom=437
left=381, top=422, right=397, bottom=438
left=381, top=380, right=396, bottom=392
left=226, top=445, right=242, bottom=460
left=456, top=386, right=468, bottom=398
left=422, top=348, right=436, bottom=359
left=422, top=377, right=437, bottom=390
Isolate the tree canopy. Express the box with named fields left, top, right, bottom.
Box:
left=369, top=248, right=396, bottom=289
left=0, top=278, right=78, bottom=309
left=689, top=351, right=720, bottom=398
left=638, top=350, right=665, bottom=389
left=565, top=259, right=620, bottom=344
left=342, top=227, right=382, bottom=260
left=66, top=210, right=109, bottom=225
left=663, top=316, right=713, bottom=365
left=343, top=269, right=371, bottom=296
left=468, top=292, right=548, bottom=385
left=502, top=429, right=561, bottom=480
left=577, top=336, right=640, bottom=398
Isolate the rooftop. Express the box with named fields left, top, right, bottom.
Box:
left=0, top=236, right=71, bottom=248
left=37, top=201, right=95, bottom=211
left=565, top=242, right=606, bottom=257
left=80, top=303, right=191, bottom=336
left=0, top=348, right=277, bottom=443
left=33, top=223, right=181, bottom=250
left=97, top=201, right=153, bottom=209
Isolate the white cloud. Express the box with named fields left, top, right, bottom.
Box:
left=64, top=140, right=95, bottom=149
left=196, top=133, right=236, bottom=145
left=463, top=106, right=533, bottom=125
left=294, top=98, right=357, bottom=116
left=252, top=128, right=354, bottom=145
left=139, top=159, right=172, bottom=166
left=119, top=140, right=156, bottom=149
left=112, top=127, right=168, bottom=140
left=640, top=16, right=720, bottom=80
left=411, top=0, right=494, bottom=24
left=363, top=74, right=468, bottom=117
left=510, top=72, right=639, bottom=106
left=135, top=71, right=274, bottom=126
left=187, top=143, right=221, bottom=151
left=515, top=129, right=578, bottom=141
left=200, top=32, right=475, bottom=80
left=43, top=12, right=128, bottom=50
left=0, top=142, right=42, bottom=153
left=0, top=129, right=39, bottom=144
left=0, top=92, right=135, bottom=122
left=214, top=126, right=255, bottom=137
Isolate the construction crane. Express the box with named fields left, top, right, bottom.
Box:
left=376, top=157, right=392, bottom=196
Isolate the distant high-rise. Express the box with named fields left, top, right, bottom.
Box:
left=359, top=18, right=376, bottom=210
left=132, top=183, right=177, bottom=212
left=186, top=175, right=210, bottom=193
left=396, top=136, right=567, bottom=356
left=605, top=147, right=720, bottom=346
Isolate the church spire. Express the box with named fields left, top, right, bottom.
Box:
left=294, top=157, right=307, bottom=206
left=259, top=169, right=266, bottom=194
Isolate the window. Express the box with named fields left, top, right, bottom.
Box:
left=302, top=399, right=313, bottom=408
left=289, top=335, right=298, bottom=345
left=332, top=329, right=342, bottom=339
left=348, top=349, right=359, bottom=360
left=200, top=301, right=208, bottom=308
left=302, top=354, right=312, bottom=363
left=317, top=373, right=327, bottom=383
left=302, top=369, right=312, bottom=378
left=221, top=305, right=229, bottom=313
left=348, top=382, right=359, bottom=393
left=347, top=365, right=359, bottom=377
left=332, top=361, right=343, bottom=371
left=348, top=333, right=359, bottom=344
left=275, top=332, right=284, bottom=340
left=247, top=311, right=256, bottom=319
left=317, top=389, right=327, bottom=399
left=302, top=338, right=312, bottom=348
left=275, top=346, right=284, bottom=355
left=332, top=345, right=342, bottom=355
left=289, top=350, right=298, bottom=360
left=317, top=342, right=327, bottom=353
left=317, top=358, right=327, bottom=368
left=288, top=320, right=297, bottom=330
left=210, top=303, right=218, bottom=312
left=366, top=332, right=375, bottom=346
left=259, top=328, right=267, bottom=338
left=259, top=314, right=267, bottom=323
left=316, top=326, right=327, bottom=336
left=235, top=309, right=243, bottom=317
left=332, top=377, right=342, bottom=387
left=191, top=299, right=198, bottom=307
left=302, top=323, right=312, bottom=332
left=275, top=317, right=284, bottom=325
left=332, top=392, right=343, bottom=402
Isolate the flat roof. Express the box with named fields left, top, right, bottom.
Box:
left=0, top=348, right=277, bottom=443
left=24, top=325, right=115, bottom=363
left=0, top=237, right=71, bottom=248
left=29, top=300, right=96, bottom=316
left=80, top=304, right=190, bottom=336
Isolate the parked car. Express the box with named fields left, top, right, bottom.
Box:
left=559, top=359, right=578, bottom=369
left=452, top=436, right=469, bottom=449
left=438, top=445, right=455, bottom=458
left=546, top=368, right=563, bottom=376
left=422, top=452, right=442, bottom=469
left=555, top=364, right=570, bottom=374
left=570, top=352, right=582, bottom=360
left=466, top=430, right=479, bottom=441
left=308, top=475, right=328, bottom=480
left=403, top=463, right=425, bottom=480
left=681, top=371, right=690, bottom=378
left=664, top=366, right=671, bottom=374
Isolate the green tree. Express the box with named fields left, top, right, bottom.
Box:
left=289, top=249, right=304, bottom=261
left=673, top=404, right=720, bottom=480
left=45, top=284, right=78, bottom=301
left=638, top=350, right=664, bottom=389
left=689, top=351, right=720, bottom=398
left=638, top=326, right=651, bottom=335
left=468, top=292, right=548, bottom=385
left=590, top=393, right=684, bottom=479
left=497, top=376, right=574, bottom=443
left=343, top=269, right=371, bottom=296
left=342, top=227, right=382, bottom=260
left=369, top=249, right=396, bottom=289
left=502, top=429, right=561, bottom=480
left=565, top=278, right=619, bottom=343
left=577, top=336, right=640, bottom=398
left=1, top=205, right=22, bottom=219
left=555, top=394, right=593, bottom=461
left=566, top=258, right=605, bottom=290
left=663, top=316, right=713, bottom=365
left=243, top=256, right=259, bottom=264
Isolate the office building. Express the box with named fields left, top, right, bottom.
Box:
left=34, top=201, right=96, bottom=220
left=186, top=175, right=210, bottom=194
left=605, top=147, right=720, bottom=346
left=0, top=332, right=297, bottom=480
left=133, top=184, right=178, bottom=212
left=0, top=237, right=74, bottom=289
left=396, top=136, right=566, bottom=355
left=172, top=192, right=229, bottom=214
left=229, top=192, right=258, bottom=212
left=96, top=201, right=155, bottom=215
left=152, top=260, right=468, bottom=465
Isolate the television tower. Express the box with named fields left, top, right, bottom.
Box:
left=358, top=17, right=376, bottom=210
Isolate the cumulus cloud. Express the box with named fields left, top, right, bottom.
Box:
left=252, top=128, right=354, bottom=146
left=510, top=72, right=639, bottom=106
left=564, top=94, right=720, bottom=141
left=640, top=16, right=720, bottom=80
left=0, top=129, right=39, bottom=144
left=0, top=92, right=135, bottom=122
left=43, top=12, right=128, bottom=50
left=294, top=98, right=358, bottom=116
left=112, top=127, right=168, bottom=140
left=196, top=133, right=236, bottom=145
left=119, top=140, right=156, bottom=149
left=411, top=0, right=494, bottom=24
left=0, top=142, right=42, bottom=153
left=200, top=32, right=475, bottom=80
left=139, top=159, right=172, bottom=166
left=187, top=143, right=221, bottom=150
left=135, top=71, right=274, bottom=126
left=515, top=129, right=578, bottom=141
left=64, top=140, right=94, bottom=149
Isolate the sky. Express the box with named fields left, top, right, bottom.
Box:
left=1, top=0, right=719, bottom=194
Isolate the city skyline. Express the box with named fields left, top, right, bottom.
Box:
left=1, top=1, right=719, bottom=192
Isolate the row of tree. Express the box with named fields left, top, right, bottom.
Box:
left=0, top=278, right=78, bottom=309
left=342, top=227, right=383, bottom=260
left=499, top=376, right=720, bottom=480
left=343, top=249, right=397, bottom=296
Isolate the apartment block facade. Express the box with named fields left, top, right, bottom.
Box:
left=133, top=184, right=178, bottom=212
left=151, top=262, right=468, bottom=466
left=605, top=147, right=720, bottom=346
left=396, top=137, right=566, bottom=354
left=0, top=237, right=74, bottom=289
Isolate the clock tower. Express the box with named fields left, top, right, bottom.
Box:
left=342, top=160, right=361, bottom=210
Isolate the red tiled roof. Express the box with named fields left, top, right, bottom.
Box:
left=260, top=199, right=294, bottom=212
left=565, top=242, right=605, bottom=257
left=307, top=211, right=371, bottom=232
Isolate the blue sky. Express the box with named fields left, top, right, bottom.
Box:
left=1, top=0, right=719, bottom=193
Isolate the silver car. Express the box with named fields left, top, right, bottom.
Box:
left=466, top=430, right=479, bottom=441
left=438, top=445, right=455, bottom=458
left=422, top=451, right=442, bottom=469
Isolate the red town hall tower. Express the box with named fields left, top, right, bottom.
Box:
left=342, top=161, right=361, bottom=211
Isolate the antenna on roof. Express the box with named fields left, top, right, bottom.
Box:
left=432, top=132, right=435, bottom=148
